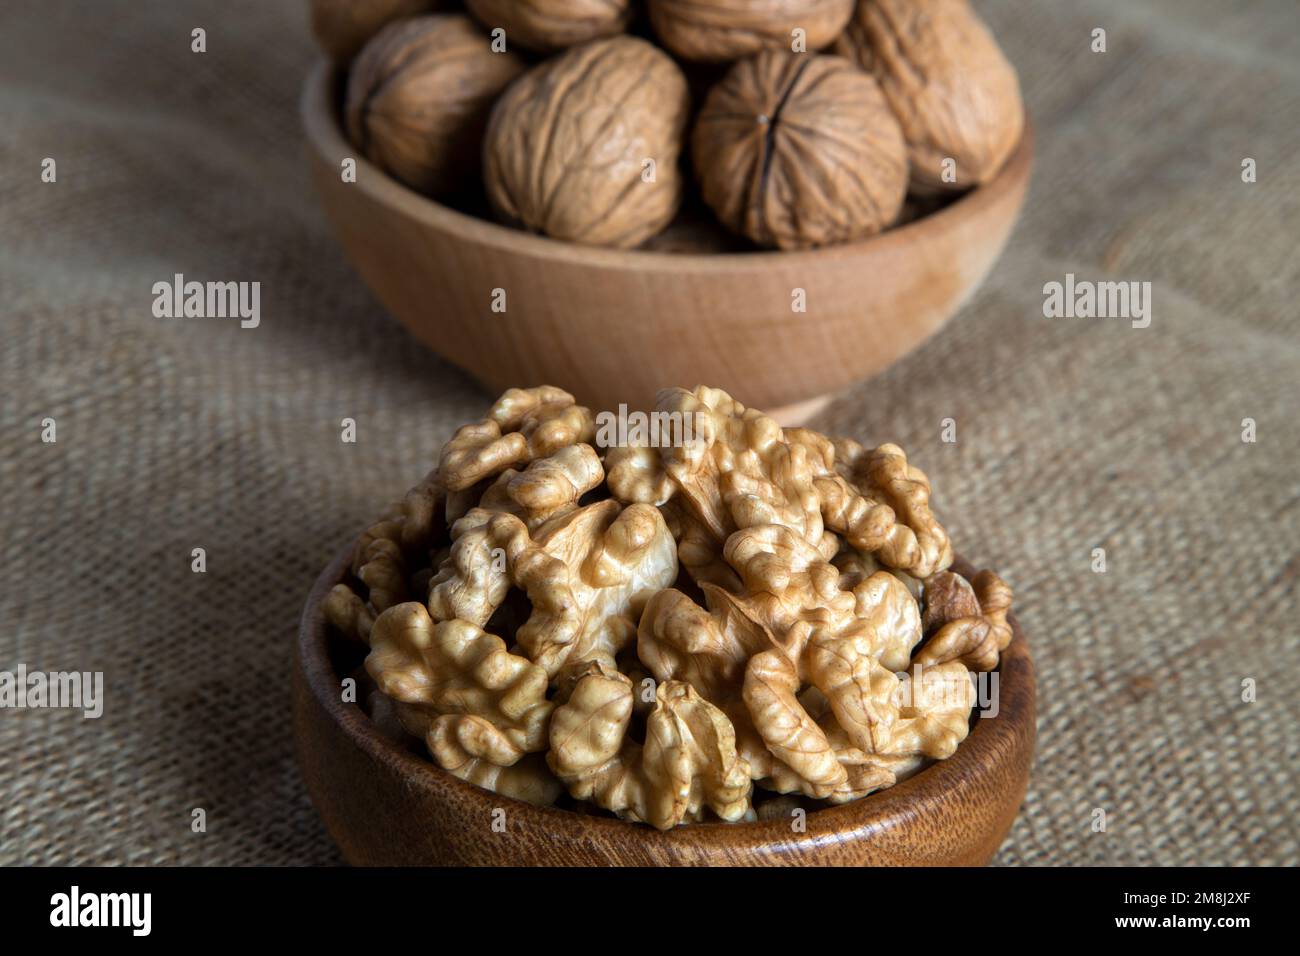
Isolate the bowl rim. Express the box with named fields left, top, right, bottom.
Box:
left=301, top=60, right=1036, bottom=275
left=298, top=540, right=1034, bottom=853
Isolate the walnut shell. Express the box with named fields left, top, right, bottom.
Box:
left=310, top=0, right=441, bottom=63
left=921, top=570, right=981, bottom=636
left=692, top=51, right=908, bottom=250
left=346, top=14, right=526, bottom=199
left=466, top=0, right=632, bottom=52
left=483, top=36, right=690, bottom=248
left=834, top=0, right=1024, bottom=191
left=648, top=0, right=854, bottom=62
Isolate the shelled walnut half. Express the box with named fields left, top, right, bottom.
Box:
left=325, top=385, right=1015, bottom=828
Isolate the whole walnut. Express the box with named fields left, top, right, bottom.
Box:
left=310, top=0, right=442, bottom=63
left=648, top=0, right=854, bottom=62
left=465, top=0, right=632, bottom=52
left=834, top=0, right=1024, bottom=191
left=483, top=37, right=690, bottom=249
left=346, top=15, right=526, bottom=199
left=692, top=51, right=908, bottom=250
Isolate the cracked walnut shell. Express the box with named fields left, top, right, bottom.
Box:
left=465, top=0, right=632, bottom=52
left=693, top=50, right=908, bottom=249
left=648, top=0, right=854, bottom=62
left=346, top=14, right=526, bottom=199
left=482, top=36, right=690, bottom=248
left=834, top=0, right=1024, bottom=191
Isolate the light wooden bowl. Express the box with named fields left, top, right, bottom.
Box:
left=294, top=547, right=1035, bottom=866
left=301, top=63, right=1034, bottom=423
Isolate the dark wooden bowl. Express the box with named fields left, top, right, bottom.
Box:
left=294, top=547, right=1035, bottom=865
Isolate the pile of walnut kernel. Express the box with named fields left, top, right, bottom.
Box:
left=324, top=386, right=1015, bottom=829
left=314, top=0, right=1025, bottom=251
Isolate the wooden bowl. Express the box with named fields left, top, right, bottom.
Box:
left=294, top=547, right=1035, bottom=866
left=301, top=63, right=1034, bottom=422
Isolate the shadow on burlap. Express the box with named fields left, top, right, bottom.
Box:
left=0, top=0, right=1295, bottom=865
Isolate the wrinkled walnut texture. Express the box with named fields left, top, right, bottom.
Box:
left=693, top=51, right=908, bottom=249
left=834, top=0, right=1024, bottom=191
left=345, top=14, right=525, bottom=198
left=649, top=0, right=854, bottom=62
left=466, top=0, right=632, bottom=52
left=921, top=570, right=981, bottom=635
left=913, top=570, right=1013, bottom=672
left=328, top=385, right=1013, bottom=827
left=548, top=661, right=751, bottom=827
left=483, top=36, right=690, bottom=248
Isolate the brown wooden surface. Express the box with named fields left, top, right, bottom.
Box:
left=300, top=62, right=1034, bottom=417
left=294, top=546, right=1036, bottom=866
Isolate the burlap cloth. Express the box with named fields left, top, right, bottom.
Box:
left=1, top=0, right=1296, bottom=866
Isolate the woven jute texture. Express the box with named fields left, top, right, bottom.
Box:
left=1, top=0, right=1296, bottom=866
